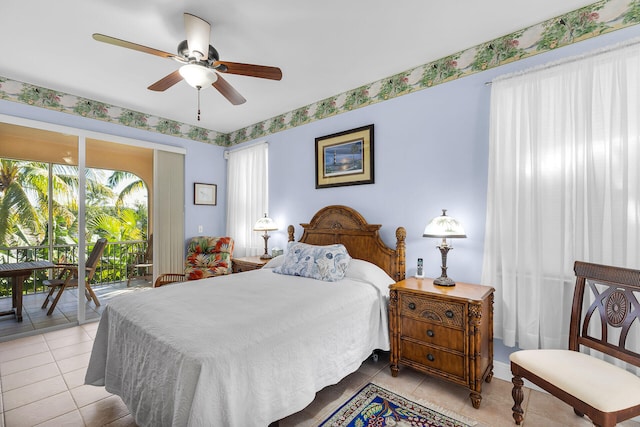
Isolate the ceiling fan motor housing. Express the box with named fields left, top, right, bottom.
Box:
left=177, top=40, right=219, bottom=64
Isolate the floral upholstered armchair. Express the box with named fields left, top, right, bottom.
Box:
left=154, top=236, right=234, bottom=287
left=184, top=236, right=234, bottom=279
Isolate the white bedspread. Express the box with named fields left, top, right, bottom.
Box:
left=85, top=267, right=390, bottom=427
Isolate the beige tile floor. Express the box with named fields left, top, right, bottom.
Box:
left=0, top=280, right=151, bottom=341
left=3, top=324, right=639, bottom=427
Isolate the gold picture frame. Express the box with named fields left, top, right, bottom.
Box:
left=315, top=124, right=374, bottom=189
left=194, top=183, right=217, bottom=205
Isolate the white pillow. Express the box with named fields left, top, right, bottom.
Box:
left=263, top=254, right=285, bottom=269
left=345, top=259, right=396, bottom=289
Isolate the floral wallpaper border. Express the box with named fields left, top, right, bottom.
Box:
left=1, top=0, right=639, bottom=147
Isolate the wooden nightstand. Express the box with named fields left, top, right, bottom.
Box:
left=389, top=277, right=494, bottom=408
left=231, top=256, right=268, bottom=273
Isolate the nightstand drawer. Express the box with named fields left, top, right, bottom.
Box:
left=400, top=339, right=465, bottom=379
left=401, top=317, right=464, bottom=352
left=400, top=294, right=464, bottom=328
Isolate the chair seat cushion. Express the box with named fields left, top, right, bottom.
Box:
left=511, top=349, right=640, bottom=413
left=43, top=279, right=66, bottom=287
left=133, top=263, right=153, bottom=268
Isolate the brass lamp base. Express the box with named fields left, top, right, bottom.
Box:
left=434, top=244, right=456, bottom=287
left=260, top=232, right=272, bottom=259
left=433, top=276, right=455, bottom=287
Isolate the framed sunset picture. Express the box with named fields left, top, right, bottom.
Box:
left=315, top=124, right=374, bottom=189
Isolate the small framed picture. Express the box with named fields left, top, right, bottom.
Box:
left=194, top=183, right=217, bottom=205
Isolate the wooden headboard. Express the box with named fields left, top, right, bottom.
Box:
left=286, top=205, right=406, bottom=281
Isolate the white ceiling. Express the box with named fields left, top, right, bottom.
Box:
left=1, top=0, right=596, bottom=134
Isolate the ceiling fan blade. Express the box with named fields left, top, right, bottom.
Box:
left=212, top=75, right=246, bottom=105
left=184, top=13, right=211, bottom=61
left=92, top=33, right=178, bottom=60
left=148, top=70, right=183, bottom=91
left=213, top=61, right=282, bottom=81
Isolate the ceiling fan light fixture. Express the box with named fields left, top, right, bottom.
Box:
left=179, top=64, right=217, bottom=88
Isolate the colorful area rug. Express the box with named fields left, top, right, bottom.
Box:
left=319, top=383, right=476, bottom=427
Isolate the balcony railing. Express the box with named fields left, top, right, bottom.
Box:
left=0, top=240, right=149, bottom=297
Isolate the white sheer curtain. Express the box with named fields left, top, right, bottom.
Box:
left=482, top=39, right=640, bottom=350
left=226, top=142, right=268, bottom=257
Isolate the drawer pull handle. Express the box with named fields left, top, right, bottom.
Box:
left=408, top=302, right=416, bottom=310
left=426, top=329, right=435, bottom=337
left=445, top=310, right=454, bottom=318
left=427, top=353, right=435, bottom=362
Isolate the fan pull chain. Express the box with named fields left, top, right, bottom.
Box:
left=196, top=86, right=202, bottom=121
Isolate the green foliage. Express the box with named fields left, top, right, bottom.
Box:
left=537, top=4, right=607, bottom=51
left=377, top=73, right=410, bottom=101
left=314, top=97, right=338, bottom=119
left=249, top=123, right=265, bottom=140
left=187, top=126, right=210, bottom=142
left=233, top=128, right=248, bottom=145
left=268, top=115, right=287, bottom=133
left=290, top=107, right=310, bottom=127
left=624, top=0, right=640, bottom=24
left=0, top=160, right=45, bottom=246
left=361, top=402, right=383, bottom=419
left=471, top=32, right=526, bottom=71
left=0, top=157, right=149, bottom=258
left=73, top=100, right=109, bottom=118
left=215, top=133, right=231, bottom=146
left=421, top=55, right=463, bottom=87
left=156, top=119, right=182, bottom=135
left=119, top=110, right=149, bottom=128
left=18, top=86, right=61, bottom=108
left=344, top=86, right=371, bottom=110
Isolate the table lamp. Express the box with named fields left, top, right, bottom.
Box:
left=253, top=214, right=278, bottom=259
left=423, top=209, right=466, bottom=286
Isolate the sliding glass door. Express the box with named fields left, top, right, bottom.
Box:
left=0, top=117, right=184, bottom=333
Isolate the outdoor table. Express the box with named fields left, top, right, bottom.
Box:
left=0, top=260, right=54, bottom=322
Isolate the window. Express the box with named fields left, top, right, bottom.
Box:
left=483, top=40, right=640, bottom=350
left=226, top=142, right=268, bottom=257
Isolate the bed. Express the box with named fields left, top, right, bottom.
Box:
left=85, top=205, right=406, bottom=426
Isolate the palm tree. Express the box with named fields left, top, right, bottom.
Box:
left=0, top=159, right=125, bottom=247
left=1, top=157, right=150, bottom=280
left=107, top=171, right=147, bottom=210
left=0, top=159, right=45, bottom=247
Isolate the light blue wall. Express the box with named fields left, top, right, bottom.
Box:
left=248, top=24, right=640, bottom=285
left=3, top=26, right=639, bottom=273
left=0, top=101, right=228, bottom=243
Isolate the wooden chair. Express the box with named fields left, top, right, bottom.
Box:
left=41, top=238, right=108, bottom=315
left=510, top=261, right=640, bottom=426
left=154, top=273, right=187, bottom=288
left=127, top=235, right=153, bottom=286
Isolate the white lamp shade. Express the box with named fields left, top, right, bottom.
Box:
left=254, top=214, right=278, bottom=231
left=423, top=209, right=466, bottom=238
left=179, top=64, right=217, bottom=88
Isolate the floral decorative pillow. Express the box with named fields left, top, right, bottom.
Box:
left=273, top=242, right=351, bottom=282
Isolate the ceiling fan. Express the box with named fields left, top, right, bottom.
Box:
left=93, top=13, right=282, bottom=120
